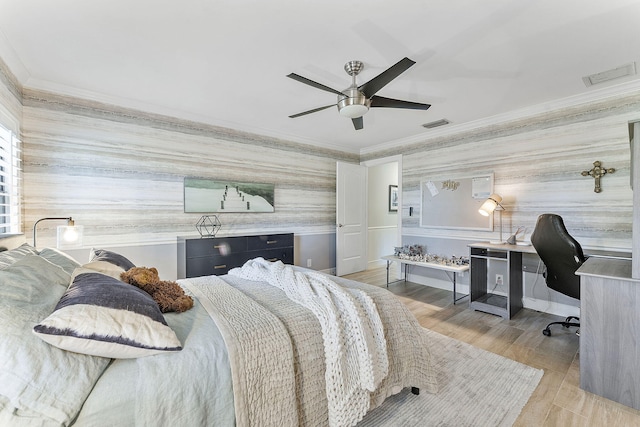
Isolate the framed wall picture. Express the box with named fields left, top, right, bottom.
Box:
left=389, top=185, right=398, bottom=212
left=184, top=178, right=275, bottom=213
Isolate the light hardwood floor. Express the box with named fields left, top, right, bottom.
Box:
left=344, top=266, right=640, bottom=427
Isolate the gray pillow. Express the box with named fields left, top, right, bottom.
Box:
left=90, top=248, right=136, bottom=270
left=34, top=268, right=182, bottom=359
left=38, top=247, right=82, bottom=276
left=0, top=243, right=39, bottom=270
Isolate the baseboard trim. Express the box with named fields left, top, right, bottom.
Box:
left=523, top=297, right=580, bottom=319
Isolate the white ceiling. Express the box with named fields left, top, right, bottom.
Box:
left=1, top=0, right=640, bottom=153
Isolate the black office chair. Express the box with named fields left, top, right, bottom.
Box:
left=530, top=214, right=585, bottom=336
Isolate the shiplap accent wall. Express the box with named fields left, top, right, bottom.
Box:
left=17, top=88, right=357, bottom=277
left=361, top=91, right=639, bottom=317
left=364, top=92, right=640, bottom=251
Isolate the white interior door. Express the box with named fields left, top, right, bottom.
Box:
left=336, top=161, right=367, bottom=276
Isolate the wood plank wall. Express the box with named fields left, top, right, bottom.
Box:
left=19, top=89, right=357, bottom=249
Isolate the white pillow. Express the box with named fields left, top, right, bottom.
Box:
left=34, top=268, right=182, bottom=358
left=0, top=256, right=109, bottom=425
left=0, top=243, right=39, bottom=269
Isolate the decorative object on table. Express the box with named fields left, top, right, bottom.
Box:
left=33, top=217, right=83, bottom=249
left=397, top=251, right=469, bottom=267
left=394, top=244, right=426, bottom=257
left=195, top=215, right=221, bottom=237
left=388, top=185, right=398, bottom=212
left=184, top=178, right=275, bottom=213
left=506, top=226, right=526, bottom=245
left=581, top=160, right=615, bottom=193
left=478, top=193, right=505, bottom=244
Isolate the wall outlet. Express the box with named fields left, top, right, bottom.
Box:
left=306, top=258, right=312, bottom=268
left=495, top=274, right=503, bottom=286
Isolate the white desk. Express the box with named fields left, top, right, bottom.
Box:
left=381, top=255, right=470, bottom=305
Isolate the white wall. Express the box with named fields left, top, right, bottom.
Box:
left=367, top=162, right=398, bottom=266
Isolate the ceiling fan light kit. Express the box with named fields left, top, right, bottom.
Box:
left=337, top=89, right=370, bottom=118
left=287, top=57, right=431, bottom=130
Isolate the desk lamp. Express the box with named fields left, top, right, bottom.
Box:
left=478, top=194, right=505, bottom=244
left=33, top=217, right=83, bottom=249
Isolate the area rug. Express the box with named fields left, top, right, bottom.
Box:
left=359, top=329, right=543, bottom=426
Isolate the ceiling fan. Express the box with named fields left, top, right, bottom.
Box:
left=287, top=57, right=430, bottom=130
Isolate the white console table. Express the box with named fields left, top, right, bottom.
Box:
left=381, top=255, right=470, bottom=304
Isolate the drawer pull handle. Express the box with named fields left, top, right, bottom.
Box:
left=266, top=258, right=277, bottom=262
left=214, top=245, right=223, bottom=249
left=214, top=264, right=227, bottom=269
left=267, top=240, right=277, bottom=244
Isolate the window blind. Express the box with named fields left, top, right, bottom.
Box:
left=0, top=123, right=21, bottom=235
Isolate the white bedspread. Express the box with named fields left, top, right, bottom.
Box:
left=229, top=258, right=388, bottom=427
left=72, top=289, right=235, bottom=426
left=71, top=267, right=438, bottom=427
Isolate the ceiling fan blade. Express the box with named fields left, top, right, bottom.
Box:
left=352, top=116, right=363, bottom=130
left=287, top=73, right=345, bottom=96
left=358, top=57, right=416, bottom=98
left=288, top=104, right=335, bottom=118
left=370, top=95, right=431, bottom=110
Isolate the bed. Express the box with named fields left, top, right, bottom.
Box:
left=0, top=241, right=438, bottom=427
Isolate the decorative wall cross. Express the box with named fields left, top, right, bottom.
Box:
left=581, top=161, right=615, bottom=193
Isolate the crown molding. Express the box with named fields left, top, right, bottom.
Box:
left=361, top=78, right=640, bottom=156
left=0, top=30, right=29, bottom=83
left=23, top=77, right=359, bottom=155
left=15, top=61, right=640, bottom=158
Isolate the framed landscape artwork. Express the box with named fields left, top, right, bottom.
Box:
left=184, top=178, right=275, bottom=213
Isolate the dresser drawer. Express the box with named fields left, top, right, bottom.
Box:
left=186, top=254, right=247, bottom=277
left=247, top=234, right=294, bottom=251
left=178, top=233, right=295, bottom=279
left=254, top=247, right=294, bottom=264
left=186, top=236, right=247, bottom=258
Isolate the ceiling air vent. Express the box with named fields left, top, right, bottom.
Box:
left=582, top=62, right=637, bottom=87
left=422, top=119, right=450, bottom=129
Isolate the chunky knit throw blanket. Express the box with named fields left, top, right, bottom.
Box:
left=229, top=258, right=389, bottom=427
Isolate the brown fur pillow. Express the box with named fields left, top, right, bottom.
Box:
left=120, top=266, right=194, bottom=313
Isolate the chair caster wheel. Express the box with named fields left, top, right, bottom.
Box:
left=542, top=328, right=551, bottom=336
